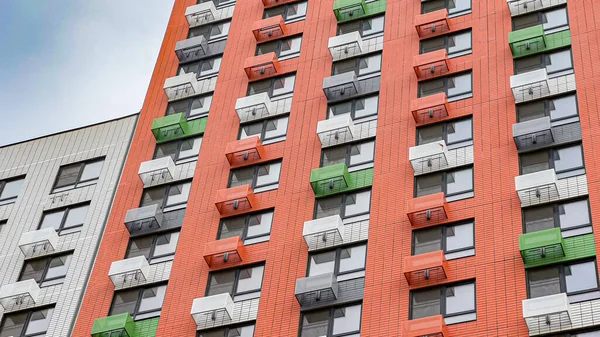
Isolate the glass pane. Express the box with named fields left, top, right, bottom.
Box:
left=528, top=267, right=561, bottom=298
left=190, top=96, right=212, bottom=117
left=416, top=173, right=443, bottom=197
left=446, top=222, right=474, bottom=252
left=333, top=59, right=356, bottom=75
left=448, top=31, right=471, bottom=54
left=263, top=6, right=285, bottom=19
left=554, top=145, right=583, bottom=173
left=565, top=261, right=598, bottom=293
left=448, top=0, right=471, bottom=14
left=200, top=57, right=222, bottom=76
left=127, top=236, right=153, bottom=259
left=446, top=119, right=472, bottom=144
left=140, top=186, right=166, bottom=207
left=546, top=50, right=573, bottom=74
left=211, top=22, right=230, bottom=39
left=64, top=205, right=89, bottom=229
left=344, top=190, right=372, bottom=217
left=45, top=254, right=72, bottom=280
left=354, top=95, right=379, bottom=119
left=349, top=140, right=375, bottom=166
left=165, top=99, right=189, bottom=116
left=80, top=160, right=104, bottom=182
left=188, top=25, right=211, bottom=39
left=240, top=122, right=263, bottom=140
left=165, top=182, right=191, bottom=206
left=24, top=308, right=53, bottom=335
left=208, top=270, right=236, bottom=296
left=447, top=73, right=472, bottom=97
left=420, top=78, right=445, bottom=97
left=513, top=13, right=540, bottom=31
left=414, top=227, right=442, bottom=255
left=264, top=117, right=289, bottom=140
left=332, top=304, right=362, bottom=334
left=153, top=232, right=180, bottom=257
left=417, top=124, right=444, bottom=145
left=54, top=165, right=81, bottom=188
left=411, top=288, right=441, bottom=319
left=543, top=8, right=568, bottom=30
left=256, top=40, right=278, bottom=55
left=40, top=209, right=66, bottom=231
left=0, top=178, right=24, bottom=200
left=308, top=250, right=336, bottom=276
left=138, top=285, right=167, bottom=313
left=549, top=95, right=578, bottom=120
left=328, top=100, right=352, bottom=119
left=272, top=75, right=295, bottom=96
left=286, top=2, right=308, bottom=20
left=422, top=0, right=445, bottom=14
left=358, top=54, right=382, bottom=75
left=230, top=167, right=254, bottom=188
left=445, top=283, right=475, bottom=315
left=421, top=36, right=446, bottom=54
left=179, top=137, right=202, bottom=159
left=300, top=310, right=330, bottom=337
left=521, top=151, right=550, bottom=174
left=524, top=205, right=555, bottom=233
left=322, top=146, right=347, bottom=167
left=20, top=259, right=46, bottom=282
left=517, top=100, right=546, bottom=122
left=338, top=244, right=367, bottom=273
left=337, top=21, right=361, bottom=36
left=446, top=168, right=473, bottom=195
left=256, top=162, right=282, bottom=187
left=315, top=195, right=343, bottom=219
left=247, top=79, right=271, bottom=96
left=0, top=311, right=27, bottom=337
left=247, top=211, right=274, bottom=238
left=179, top=62, right=199, bottom=76
left=110, top=289, right=139, bottom=315
left=199, top=328, right=227, bottom=337
left=220, top=216, right=246, bottom=240
left=236, top=265, right=264, bottom=293
left=154, top=142, right=179, bottom=161
left=362, top=16, right=384, bottom=36
left=228, top=325, right=255, bottom=337
left=279, top=36, right=302, bottom=57
left=559, top=200, right=590, bottom=230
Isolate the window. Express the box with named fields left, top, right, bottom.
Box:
left=197, top=324, right=255, bottom=337
left=519, top=144, right=584, bottom=176
left=228, top=161, right=282, bottom=192
left=528, top=261, right=599, bottom=298
left=555, top=330, right=600, bottom=337
left=198, top=0, right=236, bottom=8
left=19, top=253, right=72, bottom=287
left=308, top=243, right=367, bottom=278
left=52, top=158, right=104, bottom=193
left=206, top=265, right=265, bottom=299
left=178, top=55, right=223, bottom=79
left=315, top=190, right=372, bottom=220
left=247, top=74, right=296, bottom=98
left=420, top=30, right=472, bottom=57
left=0, top=176, right=24, bottom=205
left=512, top=7, right=569, bottom=32
left=413, top=221, right=474, bottom=256
left=514, top=49, right=573, bottom=75
left=299, top=303, right=362, bottom=337
left=328, top=95, right=379, bottom=121
left=418, top=72, right=472, bottom=101
left=410, top=282, right=476, bottom=320
left=126, top=231, right=180, bottom=264
left=523, top=199, right=591, bottom=234
left=256, top=35, right=302, bottom=60
left=188, top=20, right=231, bottom=40
left=263, top=1, right=308, bottom=23
left=219, top=210, right=274, bottom=243
left=154, top=137, right=203, bottom=164
left=337, top=15, right=385, bottom=38
left=38, top=203, right=89, bottom=235
left=239, top=116, right=289, bottom=144
left=166, top=95, right=212, bottom=119
left=321, top=140, right=375, bottom=169
left=0, top=307, right=54, bottom=337
left=415, top=167, right=473, bottom=198
left=422, top=0, right=471, bottom=16
left=517, top=94, right=579, bottom=122
left=140, top=181, right=192, bottom=211
left=417, top=117, right=472, bottom=148
left=109, top=284, right=167, bottom=320
left=332, top=53, right=382, bottom=77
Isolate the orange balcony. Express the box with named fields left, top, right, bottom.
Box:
left=404, top=251, right=448, bottom=286
left=410, top=93, right=450, bottom=124
left=413, top=50, right=450, bottom=80
left=262, top=0, right=298, bottom=8
left=414, top=9, right=450, bottom=38
left=406, top=192, right=449, bottom=226
left=225, top=136, right=266, bottom=166
left=244, top=53, right=281, bottom=81
left=252, top=16, right=288, bottom=43
left=203, top=237, right=247, bottom=268
left=403, top=315, right=449, bottom=337
left=215, top=185, right=257, bottom=215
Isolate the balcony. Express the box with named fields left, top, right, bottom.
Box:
left=262, top=0, right=299, bottom=7
left=409, top=141, right=449, bottom=174
left=252, top=16, right=287, bottom=43
left=411, top=93, right=450, bottom=124
left=295, top=273, right=339, bottom=307
left=225, top=137, right=266, bottom=166
left=523, top=293, right=571, bottom=333
left=138, top=156, right=176, bottom=185
left=509, top=25, right=546, bottom=57
left=151, top=113, right=207, bottom=144
left=108, top=256, right=150, bottom=287
left=215, top=185, right=257, bottom=215
left=519, top=228, right=565, bottom=267
left=403, top=315, right=449, bottom=337
left=333, top=0, right=367, bottom=22
left=163, top=72, right=199, bottom=101
left=511, top=69, right=550, bottom=102
left=191, top=293, right=235, bottom=327
left=185, top=2, right=218, bottom=27
left=91, top=313, right=135, bottom=337
left=317, top=115, right=355, bottom=147
left=203, top=236, right=247, bottom=268
left=403, top=251, right=448, bottom=286
left=303, top=215, right=345, bottom=251
left=235, top=93, right=274, bottom=123
left=0, top=280, right=40, bottom=311
left=310, top=163, right=351, bottom=196
left=175, top=36, right=209, bottom=63
left=413, top=50, right=450, bottom=80
left=18, top=227, right=59, bottom=258
left=515, top=168, right=558, bottom=205
left=513, top=117, right=554, bottom=150
left=124, top=204, right=163, bottom=234
left=415, top=9, right=450, bottom=38
left=406, top=192, right=449, bottom=227
left=323, top=72, right=359, bottom=101
left=507, top=0, right=568, bottom=17
left=328, top=32, right=364, bottom=60
left=244, top=53, right=281, bottom=81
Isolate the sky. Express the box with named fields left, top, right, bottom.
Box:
left=0, top=1, right=175, bottom=146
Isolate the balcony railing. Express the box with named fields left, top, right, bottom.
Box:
left=414, top=9, right=450, bottom=38
left=138, top=156, right=176, bottom=185
left=519, top=228, right=565, bottom=267
left=91, top=313, right=135, bottom=337
left=163, top=72, right=199, bottom=101
left=403, top=315, right=449, bottom=337
left=252, top=16, right=287, bottom=43
left=403, top=251, right=448, bottom=286
left=515, top=168, right=558, bottom=205
left=509, top=25, right=546, bottom=56
left=328, top=32, right=364, bottom=60
left=523, top=293, right=571, bottom=334
left=413, top=50, right=450, bottom=80
left=333, top=0, right=367, bottom=22
left=108, top=256, right=150, bottom=287
left=203, top=236, right=247, bottom=268
left=317, top=115, right=356, bottom=148
left=175, top=36, right=209, bottom=63
left=124, top=204, right=163, bottom=234
left=0, top=279, right=40, bottom=311
left=215, top=185, right=257, bottom=215
left=410, top=93, right=450, bottom=124
left=191, top=293, right=235, bottom=327
left=322, top=72, right=359, bottom=101
left=513, top=72, right=576, bottom=104
left=18, top=227, right=59, bottom=258
left=303, top=215, right=345, bottom=251
left=185, top=2, right=218, bottom=27
left=295, top=273, right=339, bottom=308
left=225, top=137, right=266, bottom=166
left=244, top=53, right=281, bottom=81
left=409, top=141, right=449, bottom=174
left=310, top=163, right=351, bottom=196
left=406, top=192, right=449, bottom=227
left=151, top=113, right=207, bottom=144
left=512, top=116, right=554, bottom=150
left=235, top=93, right=274, bottom=123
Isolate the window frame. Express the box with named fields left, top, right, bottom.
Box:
left=511, top=6, right=570, bottom=32
left=416, top=117, right=473, bottom=147
left=421, top=0, right=472, bottom=16
left=153, top=136, right=203, bottom=164
left=516, top=93, right=579, bottom=123
left=331, top=52, right=382, bottom=77
left=237, top=114, right=290, bottom=143
left=522, top=198, right=592, bottom=234
left=513, top=48, right=574, bottom=76
left=52, top=157, right=105, bottom=193
left=205, top=263, right=266, bottom=297
left=413, top=166, right=474, bottom=198
left=420, top=29, right=472, bottom=57
left=409, top=280, right=476, bottom=320
left=109, top=283, right=168, bottom=321
left=263, top=1, right=308, bottom=23
left=518, top=143, right=585, bottom=175
left=196, top=322, right=256, bottom=337
left=126, top=229, right=181, bottom=264
left=37, top=202, right=90, bottom=235
left=228, top=160, right=283, bottom=190
left=18, top=252, right=73, bottom=288
left=313, top=188, right=373, bottom=220
left=217, top=209, right=274, bottom=242
left=526, top=259, right=600, bottom=298
left=298, top=302, right=363, bottom=337
left=418, top=72, right=473, bottom=100
left=411, top=219, right=475, bottom=255
left=255, top=34, right=303, bottom=59
left=0, top=175, right=25, bottom=204
left=327, top=94, right=379, bottom=122
left=336, top=14, right=386, bottom=38
left=320, top=139, right=376, bottom=169
left=246, top=74, right=296, bottom=98
left=139, top=180, right=193, bottom=210
left=306, top=242, right=368, bottom=278
left=0, top=305, right=55, bottom=337
left=165, top=94, right=213, bottom=120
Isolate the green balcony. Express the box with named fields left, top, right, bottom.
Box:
left=310, top=165, right=373, bottom=198
left=91, top=313, right=135, bottom=337
left=151, top=113, right=207, bottom=144
left=520, top=229, right=596, bottom=268
left=333, top=0, right=386, bottom=23
left=509, top=25, right=546, bottom=57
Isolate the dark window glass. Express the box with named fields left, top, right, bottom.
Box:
left=519, top=144, right=584, bottom=175
left=418, top=73, right=472, bottom=99
left=420, top=30, right=472, bottom=55
left=527, top=261, right=599, bottom=298
left=0, top=176, right=25, bottom=204
left=140, top=182, right=192, bottom=209
left=299, top=304, right=362, bottom=337
left=512, top=7, right=568, bottom=31
left=0, top=307, right=54, bottom=337
left=321, top=140, right=375, bottom=168
left=328, top=95, right=379, bottom=121
left=415, top=167, right=473, bottom=198
left=178, top=56, right=223, bottom=79
left=19, top=254, right=72, bottom=287
left=229, top=161, right=282, bottom=189
left=315, top=190, right=372, bottom=219
left=247, top=75, right=295, bottom=97
left=206, top=265, right=265, bottom=296
left=337, top=15, right=385, bottom=37
left=239, top=116, right=289, bottom=142
left=53, top=159, right=104, bottom=193
left=417, top=118, right=472, bottom=146
left=263, top=1, right=308, bottom=22
left=109, top=284, right=167, bottom=320
left=166, top=95, right=212, bottom=119
left=410, top=282, right=476, bottom=319
left=308, top=244, right=367, bottom=277
left=39, top=203, right=89, bottom=235
left=126, top=231, right=180, bottom=264
left=219, top=210, right=274, bottom=242
left=422, top=0, right=471, bottom=15
left=197, top=324, right=255, bottom=337
left=413, top=221, right=474, bottom=255
left=154, top=137, right=203, bottom=163
left=515, top=50, right=573, bottom=75
left=256, top=36, right=302, bottom=58
left=332, top=53, right=382, bottom=76
left=524, top=199, right=591, bottom=233
left=188, top=20, right=231, bottom=39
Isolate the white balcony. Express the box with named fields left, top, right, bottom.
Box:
left=303, top=215, right=345, bottom=251
left=328, top=32, right=363, bottom=60
left=138, top=156, right=176, bottom=185
left=515, top=169, right=558, bottom=205
left=316, top=115, right=355, bottom=148
left=409, top=141, right=449, bottom=174
left=235, top=93, right=273, bottom=123
left=507, top=0, right=567, bottom=16
left=175, top=36, right=209, bottom=63
left=108, top=256, right=150, bottom=287
left=18, top=227, right=59, bottom=258
left=191, top=293, right=235, bottom=327
left=163, top=72, right=199, bottom=101
left=295, top=272, right=339, bottom=307
left=323, top=72, right=359, bottom=101
left=513, top=116, right=554, bottom=150
left=523, top=293, right=571, bottom=333
left=124, top=204, right=163, bottom=234
left=511, top=69, right=550, bottom=103
left=0, top=280, right=40, bottom=311
left=185, top=2, right=218, bottom=27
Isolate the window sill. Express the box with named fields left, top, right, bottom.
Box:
left=446, top=192, right=474, bottom=202
left=448, top=10, right=472, bottom=19
left=0, top=198, right=16, bottom=206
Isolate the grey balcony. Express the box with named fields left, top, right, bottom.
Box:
left=323, top=72, right=359, bottom=101
left=295, top=273, right=339, bottom=308
left=515, top=169, right=558, bottom=205
left=175, top=36, right=209, bottom=63
left=328, top=32, right=363, bottom=60
left=513, top=117, right=554, bottom=150
left=124, top=204, right=163, bottom=234
left=185, top=2, right=218, bottom=27
left=163, top=73, right=199, bottom=101
left=138, top=156, right=176, bottom=186
left=523, top=293, right=571, bottom=334
left=191, top=293, right=235, bottom=327
left=108, top=256, right=150, bottom=287
left=0, top=280, right=40, bottom=311
left=302, top=215, right=345, bottom=251
left=18, top=227, right=59, bottom=258
left=316, top=115, right=355, bottom=148
left=235, top=93, right=273, bottom=123
left=409, top=141, right=449, bottom=174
